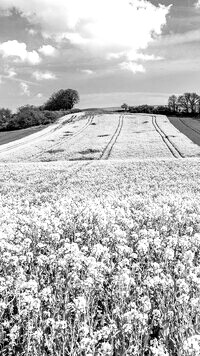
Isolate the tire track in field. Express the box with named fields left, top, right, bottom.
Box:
left=152, top=116, right=184, bottom=158
left=178, top=117, right=200, bottom=136
left=27, top=115, right=94, bottom=161
left=100, top=115, right=124, bottom=160
left=0, top=115, right=77, bottom=155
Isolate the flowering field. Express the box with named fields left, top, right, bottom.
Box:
left=1, top=113, right=200, bottom=163
left=0, top=112, right=88, bottom=162
left=37, top=114, right=121, bottom=161
left=109, top=114, right=172, bottom=160
left=0, top=114, right=121, bottom=162
left=1, top=158, right=200, bottom=355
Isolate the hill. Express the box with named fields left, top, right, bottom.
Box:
left=1, top=112, right=200, bottom=355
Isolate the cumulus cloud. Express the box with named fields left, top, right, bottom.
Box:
left=119, top=62, right=145, bottom=74
left=0, top=40, right=41, bottom=65
left=38, top=45, right=57, bottom=56
left=195, top=0, right=200, bottom=8
left=0, top=0, right=171, bottom=63
left=20, top=82, right=30, bottom=96
left=33, top=71, right=56, bottom=80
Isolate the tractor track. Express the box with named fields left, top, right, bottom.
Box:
left=100, top=115, right=124, bottom=160
left=32, top=115, right=94, bottom=160
left=177, top=117, right=200, bottom=136
left=10, top=115, right=93, bottom=161
left=152, top=116, right=184, bottom=159
left=0, top=114, right=78, bottom=155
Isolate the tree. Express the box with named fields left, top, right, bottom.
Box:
left=121, top=103, right=129, bottom=111
left=0, top=108, right=12, bottom=130
left=177, top=93, right=200, bottom=114
left=178, top=93, right=190, bottom=113
left=43, top=89, right=80, bottom=111
left=188, top=93, right=200, bottom=114
left=168, top=95, right=178, bottom=113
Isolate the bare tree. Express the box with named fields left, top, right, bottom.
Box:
left=177, top=92, right=200, bottom=114
left=168, top=95, right=178, bottom=113
left=177, top=93, right=191, bottom=113
left=188, top=93, right=200, bottom=114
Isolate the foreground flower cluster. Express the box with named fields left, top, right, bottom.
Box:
left=0, top=158, right=200, bottom=355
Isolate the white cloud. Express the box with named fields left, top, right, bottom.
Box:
left=0, top=0, right=171, bottom=61
left=0, top=40, right=41, bottom=65
left=33, top=71, right=56, bottom=80
left=119, top=62, right=145, bottom=74
left=151, top=29, right=200, bottom=47
left=195, top=1, right=200, bottom=8
left=81, top=69, right=94, bottom=75
left=38, top=45, right=57, bottom=56
left=127, top=52, right=163, bottom=61
left=108, top=51, right=163, bottom=61
left=20, top=82, right=30, bottom=96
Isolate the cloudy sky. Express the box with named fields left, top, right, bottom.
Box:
left=0, top=0, right=200, bottom=110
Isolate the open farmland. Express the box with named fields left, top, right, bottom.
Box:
left=169, top=116, right=200, bottom=148
left=0, top=113, right=200, bottom=162
left=1, top=113, right=200, bottom=355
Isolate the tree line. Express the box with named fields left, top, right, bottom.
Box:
left=121, top=92, right=200, bottom=116
left=0, top=89, right=80, bottom=131
left=168, top=93, right=200, bottom=114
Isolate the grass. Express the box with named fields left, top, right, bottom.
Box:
left=0, top=125, right=46, bottom=146
left=168, top=116, right=200, bottom=148
left=1, top=158, right=200, bottom=355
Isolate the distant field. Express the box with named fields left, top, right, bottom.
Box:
left=0, top=125, right=46, bottom=146
left=169, top=116, right=200, bottom=147
left=0, top=113, right=200, bottom=162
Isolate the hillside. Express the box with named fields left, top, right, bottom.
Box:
left=0, top=112, right=200, bottom=162
left=1, top=113, right=200, bottom=355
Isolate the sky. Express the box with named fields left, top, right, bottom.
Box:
left=0, top=0, right=200, bottom=110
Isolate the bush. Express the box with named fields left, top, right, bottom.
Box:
left=7, top=106, right=46, bottom=130
left=128, top=105, right=171, bottom=115
left=0, top=108, right=12, bottom=131
left=4, top=106, right=82, bottom=131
